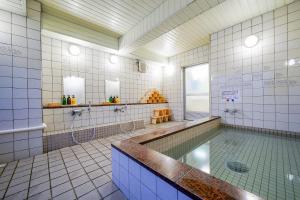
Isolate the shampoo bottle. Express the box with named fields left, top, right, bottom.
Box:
left=67, top=95, right=71, bottom=105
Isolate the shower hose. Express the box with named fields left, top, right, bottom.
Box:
left=71, top=104, right=96, bottom=144
left=119, top=104, right=136, bottom=134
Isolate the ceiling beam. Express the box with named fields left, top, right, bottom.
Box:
left=119, top=0, right=225, bottom=54
left=42, top=13, right=119, bottom=50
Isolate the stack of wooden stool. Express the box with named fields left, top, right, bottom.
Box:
left=151, top=108, right=172, bottom=124
left=140, top=89, right=167, bottom=103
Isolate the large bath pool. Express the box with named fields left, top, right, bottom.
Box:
left=161, top=128, right=300, bottom=200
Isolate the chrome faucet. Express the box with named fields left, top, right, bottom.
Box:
left=224, top=108, right=238, bottom=115
left=114, top=105, right=127, bottom=113
left=71, top=109, right=84, bottom=116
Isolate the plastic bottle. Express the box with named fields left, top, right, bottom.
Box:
left=67, top=95, right=71, bottom=105
left=109, top=96, right=113, bottom=103
left=62, top=95, right=67, bottom=105
left=71, top=95, right=77, bottom=105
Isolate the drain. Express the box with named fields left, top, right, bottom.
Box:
left=226, top=161, right=249, bottom=173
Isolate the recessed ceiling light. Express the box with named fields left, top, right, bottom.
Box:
left=244, top=35, right=258, bottom=48
left=110, top=54, right=118, bottom=64
left=69, top=44, right=80, bottom=56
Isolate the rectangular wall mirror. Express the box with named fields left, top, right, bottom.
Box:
left=105, top=79, right=120, bottom=101
left=63, top=76, right=85, bottom=104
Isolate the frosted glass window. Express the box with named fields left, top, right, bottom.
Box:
left=63, top=76, right=85, bottom=104
left=184, top=64, right=209, bottom=120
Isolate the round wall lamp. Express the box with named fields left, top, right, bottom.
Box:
left=288, top=59, right=296, bottom=66
left=110, top=54, right=118, bottom=64
left=244, top=35, right=258, bottom=48
left=69, top=44, right=80, bottom=56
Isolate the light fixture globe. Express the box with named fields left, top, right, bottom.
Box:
left=244, top=35, right=258, bottom=48
left=69, top=44, right=80, bottom=56
left=110, top=54, right=118, bottom=64
left=288, top=59, right=296, bottom=66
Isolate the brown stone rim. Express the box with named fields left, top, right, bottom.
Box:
left=112, top=117, right=263, bottom=200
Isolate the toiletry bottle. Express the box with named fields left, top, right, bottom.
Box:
left=67, top=95, right=71, bottom=105
left=112, top=96, right=116, bottom=103
left=62, top=95, right=67, bottom=105
left=109, top=96, right=113, bottom=103
left=71, top=95, right=77, bottom=105
left=116, top=96, right=120, bottom=103
left=74, top=95, right=77, bottom=105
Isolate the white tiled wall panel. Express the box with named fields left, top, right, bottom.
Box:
left=43, top=104, right=168, bottom=133
left=210, top=2, right=300, bottom=132
left=165, top=45, right=209, bottom=121
left=42, top=36, right=166, bottom=133
left=0, top=0, right=43, bottom=163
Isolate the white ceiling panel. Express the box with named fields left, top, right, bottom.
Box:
left=39, top=0, right=166, bottom=35
left=142, top=0, right=294, bottom=57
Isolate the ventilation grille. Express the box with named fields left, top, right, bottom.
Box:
left=137, top=60, right=147, bottom=73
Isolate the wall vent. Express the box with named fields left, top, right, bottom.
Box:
left=136, top=60, right=147, bottom=73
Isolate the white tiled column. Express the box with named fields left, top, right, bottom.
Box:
left=0, top=0, right=43, bottom=163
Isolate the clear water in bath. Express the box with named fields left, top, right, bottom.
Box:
left=162, top=128, right=300, bottom=200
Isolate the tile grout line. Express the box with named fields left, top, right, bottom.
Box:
left=56, top=148, right=78, bottom=199
left=2, top=160, right=19, bottom=198
left=46, top=152, right=53, bottom=199
left=70, top=145, right=105, bottom=199
left=24, top=157, right=34, bottom=199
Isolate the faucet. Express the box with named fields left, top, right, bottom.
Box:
left=231, top=109, right=238, bottom=114
left=224, top=108, right=230, bottom=113
left=71, top=109, right=84, bottom=116
left=114, top=105, right=127, bottom=113
left=224, top=108, right=238, bottom=115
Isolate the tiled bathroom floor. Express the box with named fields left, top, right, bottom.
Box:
left=0, top=122, right=184, bottom=200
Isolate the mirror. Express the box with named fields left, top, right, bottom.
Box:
left=105, top=79, right=120, bottom=102
left=63, top=76, right=85, bottom=104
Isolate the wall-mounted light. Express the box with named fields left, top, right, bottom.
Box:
left=164, top=64, right=175, bottom=77
left=110, top=54, right=118, bottom=64
left=69, top=44, right=80, bottom=56
left=244, top=35, right=258, bottom=48
left=288, top=59, right=295, bottom=66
